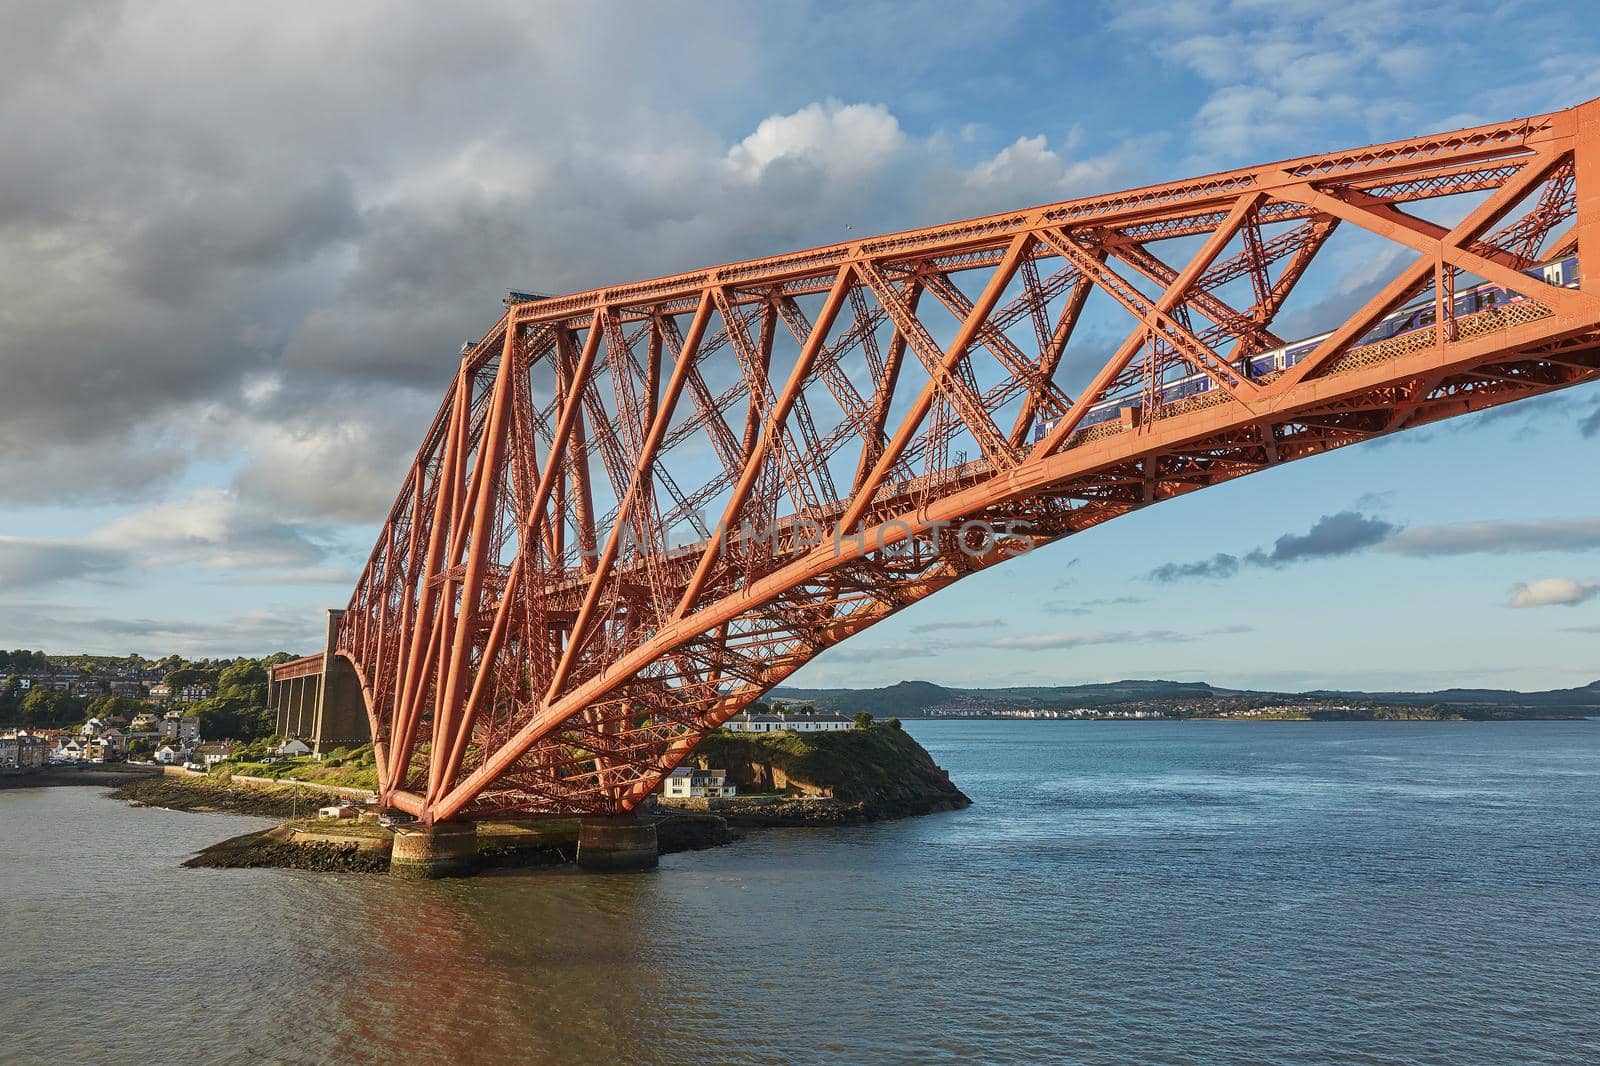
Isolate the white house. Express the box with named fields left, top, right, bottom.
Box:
left=661, top=766, right=736, bottom=799
left=276, top=737, right=312, bottom=757
left=723, top=711, right=854, bottom=734
left=194, top=741, right=234, bottom=768
left=154, top=744, right=191, bottom=765
left=52, top=738, right=86, bottom=762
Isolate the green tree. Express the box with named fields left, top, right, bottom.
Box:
left=19, top=688, right=84, bottom=728
left=216, top=660, right=267, bottom=702
left=164, top=666, right=217, bottom=689
left=86, top=694, right=134, bottom=720
left=853, top=712, right=874, bottom=730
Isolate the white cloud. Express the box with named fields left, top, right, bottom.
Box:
left=1383, top=518, right=1600, bottom=556
left=0, top=490, right=343, bottom=598
left=0, top=539, right=129, bottom=593
left=1191, top=86, right=1365, bottom=158
left=985, top=629, right=1189, bottom=651
left=86, top=489, right=335, bottom=571
left=1507, top=578, right=1600, bottom=609
left=727, top=100, right=906, bottom=183
left=0, top=601, right=326, bottom=658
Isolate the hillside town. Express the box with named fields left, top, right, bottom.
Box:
left=0, top=649, right=291, bottom=771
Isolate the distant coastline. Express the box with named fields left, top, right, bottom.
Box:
left=766, top=677, right=1600, bottom=723
left=887, top=712, right=1594, bottom=722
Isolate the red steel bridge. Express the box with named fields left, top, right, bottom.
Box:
left=305, top=98, right=1600, bottom=824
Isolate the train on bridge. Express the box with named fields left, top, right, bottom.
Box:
left=1038, top=255, right=1583, bottom=438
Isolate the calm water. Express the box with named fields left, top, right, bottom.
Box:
left=3, top=720, right=1599, bottom=1065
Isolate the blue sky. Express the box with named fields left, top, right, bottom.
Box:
left=1, top=0, right=1598, bottom=691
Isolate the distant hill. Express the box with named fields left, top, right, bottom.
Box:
left=1302, top=679, right=1600, bottom=708
left=769, top=678, right=1236, bottom=715
left=768, top=678, right=1600, bottom=717
left=770, top=680, right=965, bottom=716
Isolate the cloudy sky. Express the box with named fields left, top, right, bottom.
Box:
left=3, top=0, right=1599, bottom=691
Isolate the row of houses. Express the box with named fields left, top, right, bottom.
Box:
left=10, top=674, right=149, bottom=697
left=7, top=674, right=213, bottom=702
left=152, top=741, right=236, bottom=768
left=51, top=735, right=133, bottom=762
left=146, top=682, right=214, bottom=703
left=81, top=712, right=201, bottom=746
left=153, top=737, right=309, bottom=770
left=723, top=711, right=853, bottom=734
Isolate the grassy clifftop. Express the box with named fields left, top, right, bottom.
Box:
left=689, top=723, right=970, bottom=818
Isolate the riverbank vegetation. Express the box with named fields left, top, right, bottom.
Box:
left=211, top=742, right=379, bottom=790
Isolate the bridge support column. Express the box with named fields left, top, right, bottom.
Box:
left=389, top=822, right=479, bottom=879
left=576, top=816, right=658, bottom=873
left=312, top=609, right=369, bottom=755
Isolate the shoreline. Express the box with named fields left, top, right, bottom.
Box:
left=103, top=760, right=966, bottom=875
left=1, top=764, right=161, bottom=790
left=179, top=809, right=737, bottom=874
left=894, top=714, right=1596, bottom=723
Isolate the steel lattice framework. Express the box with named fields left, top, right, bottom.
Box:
left=334, top=98, right=1600, bottom=822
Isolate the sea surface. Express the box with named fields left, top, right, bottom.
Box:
left=3, top=720, right=1598, bottom=1065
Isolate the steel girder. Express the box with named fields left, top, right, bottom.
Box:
left=332, top=98, right=1600, bottom=821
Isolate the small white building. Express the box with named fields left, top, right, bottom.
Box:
left=276, top=737, right=312, bottom=757
left=723, top=711, right=854, bottom=734
left=194, top=741, right=234, bottom=768
left=662, top=767, right=736, bottom=799
left=154, top=744, right=192, bottom=765
left=53, top=738, right=86, bottom=762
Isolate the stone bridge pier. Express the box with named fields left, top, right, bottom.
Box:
left=268, top=609, right=371, bottom=754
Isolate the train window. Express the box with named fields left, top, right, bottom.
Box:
left=1543, top=264, right=1564, bottom=286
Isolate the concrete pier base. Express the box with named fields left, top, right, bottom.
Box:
left=576, top=817, right=659, bottom=873
left=389, top=821, right=479, bottom=879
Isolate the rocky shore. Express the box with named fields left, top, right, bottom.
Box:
left=112, top=721, right=968, bottom=875
left=109, top=773, right=340, bottom=819
left=182, top=810, right=736, bottom=874
left=184, top=824, right=392, bottom=873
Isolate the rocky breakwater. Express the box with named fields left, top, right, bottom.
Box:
left=679, top=722, right=971, bottom=826
left=109, top=772, right=334, bottom=819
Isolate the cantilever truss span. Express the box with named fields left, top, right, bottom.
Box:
left=335, top=98, right=1600, bottom=822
